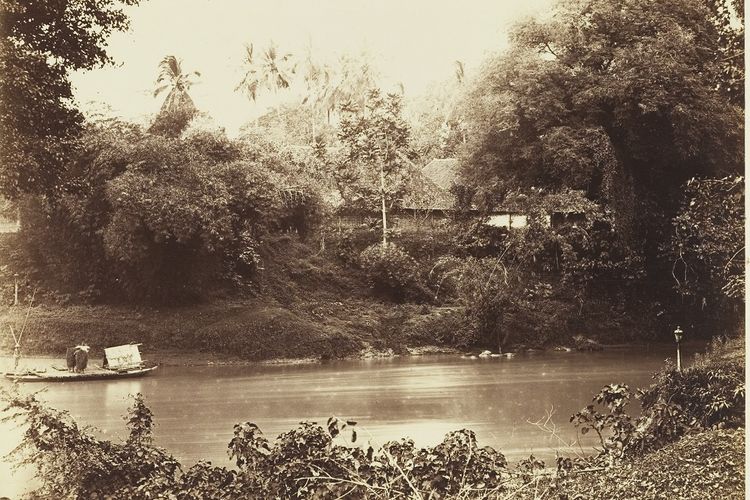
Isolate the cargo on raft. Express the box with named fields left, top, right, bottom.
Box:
left=4, top=344, right=157, bottom=382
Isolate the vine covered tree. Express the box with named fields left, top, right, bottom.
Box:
left=460, top=0, right=744, bottom=270
left=667, top=176, right=744, bottom=308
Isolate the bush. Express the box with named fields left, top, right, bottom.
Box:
left=15, top=121, right=330, bottom=304
left=404, top=307, right=477, bottom=347
left=327, top=224, right=380, bottom=266
left=359, top=243, right=427, bottom=301
left=3, top=391, right=180, bottom=499
left=571, top=338, right=745, bottom=458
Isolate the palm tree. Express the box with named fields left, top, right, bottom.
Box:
left=153, top=55, right=200, bottom=116
left=301, top=48, right=334, bottom=144
left=451, top=60, right=467, bottom=144
left=236, top=44, right=261, bottom=102
left=151, top=55, right=200, bottom=136
left=260, top=41, right=294, bottom=117
left=454, top=60, right=465, bottom=85
left=237, top=41, right=294, bottom=120
left=322, top=53, right=377, bottom=124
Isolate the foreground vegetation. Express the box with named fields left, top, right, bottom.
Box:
left=3, top=337, right=743, bottom=499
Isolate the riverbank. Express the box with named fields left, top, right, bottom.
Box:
left=0, top=231, right=672, bottom=363
left=0, top=295, right=625, bottom=363
left=555, top=428, right=744, bottom=499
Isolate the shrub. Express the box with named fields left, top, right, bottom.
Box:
left=404, top=307, right=477, bottom=347
left=571, top=338, right=745, bottom=458
left=359, top=243, right=426, bottom=301
left=327, top=223, right=380, bottom=266
left=2, top=391, right=181, bottom=499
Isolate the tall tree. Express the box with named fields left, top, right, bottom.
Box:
left=236, top=43, right=262, bottom=125
left=300, top=48, right=331, bottom=144
left=0, top=0, right=140, bottom=198
left=323, top=53, right=378, bottom=124
left=149, top=55, right=200, bottom=137
left=338, top=89, right=410, bottom=247
left=461, top=0, right=743, bottom=251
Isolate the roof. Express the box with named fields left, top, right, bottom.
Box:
left=400, top=158, right=459, bottom=211
left=421, top=158, right=460, bottom=191
left=538, top=190, right=595, bottom=213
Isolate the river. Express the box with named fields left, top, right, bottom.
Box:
left=0, top=343, right=703, bottom=497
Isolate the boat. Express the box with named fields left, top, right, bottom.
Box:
left=4, top=344, right=158, bottom=382
left=5, top=365, right=158, bottom=382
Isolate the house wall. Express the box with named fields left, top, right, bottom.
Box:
left=0, top=217, right=19, bottom=233
left=485, top=213, right=535, bottom=229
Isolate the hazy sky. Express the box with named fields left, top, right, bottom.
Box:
left=71, top=0, right=553, bottom=135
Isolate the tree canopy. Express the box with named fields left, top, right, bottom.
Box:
left=0, top=0, right=140, bottom=198
left=461, top=0, right=744, bottom=232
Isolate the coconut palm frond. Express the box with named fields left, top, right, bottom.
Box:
left=157, top=55, right=181, bottom=81
left=153, top=83, right=171, bottom=97
left=167, top=56, right=181, bottom=76
left=455, top=60, right=465, bottom=84
left=238, top=77, right=259, bottom=102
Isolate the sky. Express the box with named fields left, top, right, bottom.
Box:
left=70, top=0, right=553, bottom=136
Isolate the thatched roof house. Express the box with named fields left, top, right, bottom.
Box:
left=400, top=158, right=590, bottom=229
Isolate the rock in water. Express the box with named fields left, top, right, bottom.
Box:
left=572, top=335, right=604, bottom=351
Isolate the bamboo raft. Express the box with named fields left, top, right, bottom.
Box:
left=4, top=365, right=158, bottom=382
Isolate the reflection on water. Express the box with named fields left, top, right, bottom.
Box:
left=0, top=343, right=703, bottom=498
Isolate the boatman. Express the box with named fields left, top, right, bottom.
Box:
left=65, top=346, right=78, bottom=372
left=73, top=345, right=90, bottom=373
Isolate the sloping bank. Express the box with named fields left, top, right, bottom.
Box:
left=0, top=299, right=471, bottom=362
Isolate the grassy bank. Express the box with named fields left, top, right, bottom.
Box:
left=555, top=428, right=744, bottom=499
left=0, top=234, right=431, bottom=360
left=0, top=299, right=471, bottom=361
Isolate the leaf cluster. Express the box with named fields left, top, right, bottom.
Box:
left=0, top=0, right=140, bottom=197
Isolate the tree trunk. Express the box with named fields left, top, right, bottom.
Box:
left=380, top=162, right=388, bottom=248
left=311, top=102, right=316, bottom=145
left=497, top=311, right=509, bottom=353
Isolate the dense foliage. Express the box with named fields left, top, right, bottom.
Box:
left=426, top=190, right=645, bottom=348
left=358, top=243, right=423, bottom=301
left=571, top=338, right=744, bottom=458
left=443, top=0, right=745, bottom=345
left=16, top=124, right=326, bottom=303
left=3, top=391, right=513, bottom=499
left=0, top=0, right=139, bottom=198
left=462, top=0, right=744, bottom=206
left=666, top=176, right=745, bottom=305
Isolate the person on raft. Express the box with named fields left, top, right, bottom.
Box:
left=65, top=345, right=90, bottom=373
